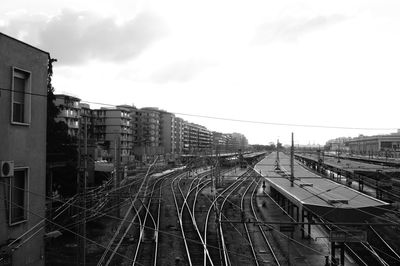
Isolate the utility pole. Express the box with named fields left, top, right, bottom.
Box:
left=76, top=117, right=81, bottom=266
left=213, top=145, right=219, bottom=187
left=276, top=139, right=280, bottom=162
left=77, top=116, right=87, bottom=266
left=290, top=133, right=294, bottom=187
left=115, top=135, right=121, bottom=219
left=275, top=139, right=280, bottom=170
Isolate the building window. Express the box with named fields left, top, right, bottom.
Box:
left=8, top=168, right=28, bottom=225
left=11, top=68, right=31, bottom=125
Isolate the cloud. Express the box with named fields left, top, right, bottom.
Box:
left=150, top=59, right=216, bottom=83
left=0, top=9, right=168, bottom=65
left=0, top=13, right=47, bottom=44
left=254, top=14, right=347, bottom=44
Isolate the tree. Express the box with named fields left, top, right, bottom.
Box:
left=46, top=56, right=78, bottom=197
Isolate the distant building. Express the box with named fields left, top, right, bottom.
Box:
left=174, top=117, right=184, bottom=155
left=52, top=96, right=250, bottom=164
left=53, top=95, right=97, bottom=185
left=182, top=122, right=212, bottom=154
left=0, top=32, right=48, bottom=265
left=325, top=137, right=351, bottom=152
left=79, top=102, right=94, bottom=140
left=133, top=107, right=163, bottom=162
left=54, top=94, right=81, bottom=137
left=346, top=131, right=400, bottom=155
left=93, top=107, right=133, bottom=163
left=212, top=131, right=228, bottom=152
left=227, top=132, right=249, bottom=152
left=159, top=111, right=179, bottom=160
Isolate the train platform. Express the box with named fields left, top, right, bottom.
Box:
left=254, top=183, right=358, bottom=266
left=254, top=152, right=390, bottom=223
left=253, top=152, right=394, bottom=265
left=296, top=153, right=400, bottom=175
left=339, top=154, right=400, bottom=168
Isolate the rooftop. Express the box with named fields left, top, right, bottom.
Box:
left=255, top=152, right=390, bottom=222
left=0, top=32, right=49, bottom=56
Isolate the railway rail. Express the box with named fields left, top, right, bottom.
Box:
left=249, top=178, right=281, bottom=266
left=294, top=158, right=400, bottom=265
left=97, top=159, right=167, bottom=266
left=211, top=168, right=252, bottom=265
left=172, top=168, right=215, bottom=266
left=131, top=175, right=166, bottom=266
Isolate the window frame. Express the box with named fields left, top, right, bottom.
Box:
left=8, top=167, right=29, bottom=226
left=11, top=67, right=32, bottom=126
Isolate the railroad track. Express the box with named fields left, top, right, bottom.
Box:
left=292, top=155, right=400, bottom=265
left=183, top=173, right=215, bottom=266
left=203, top=168, right=252, bottom=265
left=172, top=167, right=237, bottom=266
left=97, top=159, right=165, bottom=266
left=216, top=169, right=253, bottom=265
left=172, top=169, right=214, bottom=266
left=240, top=176, right=261, bottom=266
left=368, top=225, right=400, bottom=265
left=131, top=174, right=167, bottom=266
left=249, top=178, right=281, bottom=266
left=343, top=223, right=400, bottom=266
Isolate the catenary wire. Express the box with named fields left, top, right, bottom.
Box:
left=4, top=165, right=400, bottom=264
left=0, top=87, right=396, bottom=131
left=1, top=181, right=295, bottom=265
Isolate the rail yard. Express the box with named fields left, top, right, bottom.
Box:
left=43, top=148, right=400, bottom=266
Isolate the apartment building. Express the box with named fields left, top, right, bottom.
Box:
left=182, top=122, right=212, bottom=154
left=54, top=94, right=81, bottom=137
left=0, top=32, right=48, bottom=265
left=93, top=107, right=133, bottom=163
left=79, top=103, right=94, bottom=139
left=159, top=111, right=175, bottom=156
left=198, top=125, right=212, bottom=151
left=174, top=117, right=184, bottom=155
left=132, top=107, right=163, bottom=162
left=226, top=133, right=249, bottom=152
left=52, top=96, right=97, bottom=185
left=212, top=131, right=230, bottom=153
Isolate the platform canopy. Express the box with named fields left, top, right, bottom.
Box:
left=255, top=152, right=390, bottom=223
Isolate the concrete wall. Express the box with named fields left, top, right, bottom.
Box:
left=0, top=33, right=48, bottom=265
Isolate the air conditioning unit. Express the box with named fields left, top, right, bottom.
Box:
left=0, top=161, right=14, bottom=177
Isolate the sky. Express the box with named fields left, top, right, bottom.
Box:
left=1, top=0, right=400, bottom=145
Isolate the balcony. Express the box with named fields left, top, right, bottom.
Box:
left=68, top=122, right=79, bottom=129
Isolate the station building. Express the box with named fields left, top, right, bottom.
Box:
left=346, top=131, right=400, bottom=155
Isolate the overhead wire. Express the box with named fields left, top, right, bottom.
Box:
left=0, top=194, right=145, bottom=266
left=4, top=163, right=400, bottom=264
left=0, top=86, right=397, bottom=130
left=257, top=153, right=400, bottom=263
left=4, top=53, right=400, bottom=264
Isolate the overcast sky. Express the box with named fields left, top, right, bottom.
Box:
left=1, top=0, right=399, bottom=145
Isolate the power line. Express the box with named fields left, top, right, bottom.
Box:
left=0, top=179, right=290, bottom=265
left=3, top=163, right=400, bottom=264
left=0, top=87, right=48, bottom=98
left=82, top=99, right=397, bottom=130
left=3, top=154, right=396, bottom=262
left=0, top=195, right=146, bottom=266
left=1, top=87, right=395, bottom=131
left=172, top=111, right=398, bottom=131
